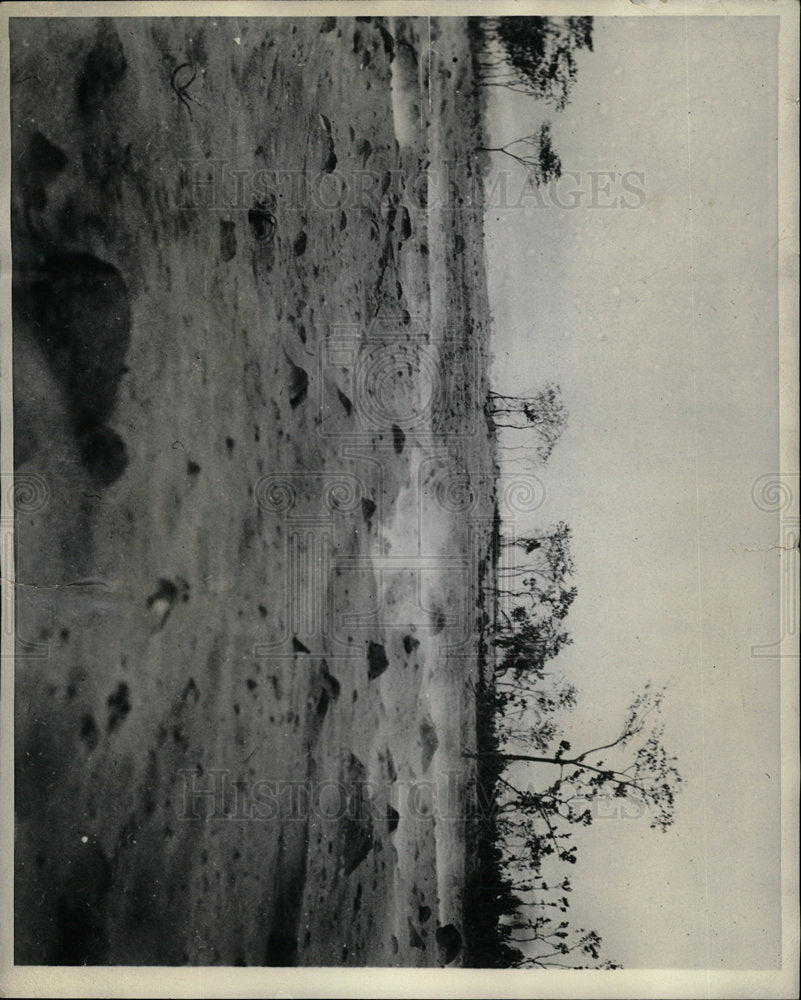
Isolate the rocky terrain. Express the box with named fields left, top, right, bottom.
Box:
left=11, top=14, right=496, bottom=965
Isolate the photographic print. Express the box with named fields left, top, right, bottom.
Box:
left=1, top=1, right=798, bottom=996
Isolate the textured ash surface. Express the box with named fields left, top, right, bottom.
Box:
left=12, top=15, right=495, bottom=966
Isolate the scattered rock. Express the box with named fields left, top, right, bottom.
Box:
left=77, top=425, right=128, bottom=485
left=420, top=716, right=439, bottom=773
left=418, top=905, right=432, bottom=924
left=107, top=682, right=131, bottom=733
left=402, top=634, right=420, bottom=655
left=219, top=219, right=237, bottom=261
left=385, top=747, right=397, bottom=783
left=76, top=21, right=127, bottom=114
left=408, top=918, right=426, bottom=950
left=378, top=24, right=395, bottom=58
left=367, top=641, right=389, bottom=680
left=391, top=424, right=405, bottom=454
left=322, top=147, right=337, bottom=173
left=248, top=202, right=276, bottom=243
left=293, top=230, right=307, bottom=257
left=285, top=355, right=309, bottom=408
left=436, top=924, right=462, bottom=964
left=361, top=497, right=376, bottom=527
left=180, top=677, right=199, bottom=706
left=431, top=609, right=447, bottom=633
left=399, top=206, right=412, bottom=241
left=320, top=659, right=341, bottom=701
left=321, top=135, right=337, bottom=174
left=147, top=577, right=190, bottom=629
left=342, top=754, right=373, bottom=874
left=356, top=138, right=372, bottom=165
left=337, top=387, right=353, bottom=415
left=80, top=713, right=99, bottom=751
left=316, top=686, right=330, bottom=719
left=386, top=804, right=399, bottom=834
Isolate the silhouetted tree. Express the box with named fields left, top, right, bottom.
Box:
left=469, top=682, right=683, bottom=836
left=478, top=16, right=594, bottom=111
left=479, top=121, right=562, bottom=187
left=487, top=383, right=568, bottom=463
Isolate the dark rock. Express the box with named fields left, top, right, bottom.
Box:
left=367, top=641, right=389, bottom=680
left=77, top=425, right=128, bottom=485
left=80, top=714, right=98, bottom=751
left=379, top=25, right=395, bottom=59
left=361, top=497, right=376, bottom=527
left=76, top=22, right=127, bottom=114
left=248, top=202, right=276, bottom=243
left=23, top=251, right=131, bottom=439
left=285, top=356, right=309, bottom=408
left=431, top=609, right=447, bottom=633
left=342, top=754, right=373, bottom=874
left=408, top=918, right=426, bottom=950
left=400, top=206, right=412, bottom=241
left=402, top=634, right=420, bottom=655
left=321, top=659, right=341, bottom=701
left=337, top=387, right=353, bottom=415
left=420, top=716, right=439, bottom=772
left=219, top=219, right=237, bottom=261
left=322, top=137, right=337, bottom=174
left=436, top=923, right=462, bottom=964
left=107, top=682, right=131, bottom=733
left=391, top=424, right=405, bottom=454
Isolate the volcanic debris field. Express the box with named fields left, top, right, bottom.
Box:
left=12, top=15, right=498, bottom=965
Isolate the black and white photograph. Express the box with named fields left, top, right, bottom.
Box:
left=1, top=1, right=798, bottom=996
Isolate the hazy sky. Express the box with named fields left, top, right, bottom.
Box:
left=485, top=15, right=781, bottom=968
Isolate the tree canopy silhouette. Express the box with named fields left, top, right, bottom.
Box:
left=480, top=121, right=562, bottom=188
left=479, top=16, right=595, bottom=111
left=486, top=384, right=568, bottom=463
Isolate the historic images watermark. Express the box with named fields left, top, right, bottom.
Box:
left=174, top=159, right=647, bottom=214
left=176, top=768, right=653, bottom=825
left=750, top=473, right=799, bottom=659
left=1, top=472, right=51, bottom=660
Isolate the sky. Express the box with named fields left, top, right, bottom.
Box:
left=484, top=14, right=782, bottom=969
